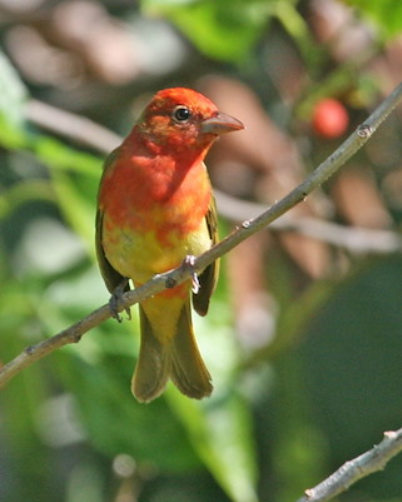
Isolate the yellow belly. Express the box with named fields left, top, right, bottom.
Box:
left=103, top=214, right=211, bottom=285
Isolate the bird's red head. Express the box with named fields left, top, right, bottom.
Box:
left=136, top=87, right=244, bottom=152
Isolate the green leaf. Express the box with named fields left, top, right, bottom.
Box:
left=344, top=0, right=402, bottom=39
left=0, top=123, right=102, bottom=252
left=0, top=117, right=102, bottom=178
left=0, top=50, right=27, bottom=125
left=142, top=0, right=274, bottom=62
left=300, top=255, right=402, bottom=466
left=32, top=135, right=101, bottom=177
left=0, top=179, right=56, bottom=219
left=48, top=169, right=95, bottom=251
left=60, top=351, right=202, bottom=472
left=168, top=390, right=259, bottom=502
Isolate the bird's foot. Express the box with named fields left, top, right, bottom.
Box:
left=109, top=278, right=131, bottom=322
left=182, top=255, right=200, bottom=294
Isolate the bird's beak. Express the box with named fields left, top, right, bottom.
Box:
left=201, top=112, right=244, bottom=135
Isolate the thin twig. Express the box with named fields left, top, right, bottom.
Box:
left=1, top=81, right=402, bottom=390
left=296, top=429, right=402, bottom=502
left=26, top=99, right=121, bottom=153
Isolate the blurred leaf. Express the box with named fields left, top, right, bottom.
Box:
left=60, top=350, right=202, bottom=472
left=168, top=390, right=258, bottom=502
left=274, top=0, right=322, bottom=69
left=270, top=280, right=335, bottom=357
left=14, top=217, right=86, bottom=276
left=345, top=0, right=402, bottom=39
left=0, top=50, right=27, bottom=126
left=49, top=170, right=95, bottom=252
left=0, top=180, right=55, bottom=219
left=299, top=255, right=402, bottom=497
left=269, top=355, right=329, bottom=502
left=0, top=119, right=101, bottom=252
left=142, top=0, right=274, bottom=61
left=0, top=116, right=26, bottom=151
left=32, top=135, right=101, bottom=177
left=0, top=115, right=101, bottom=178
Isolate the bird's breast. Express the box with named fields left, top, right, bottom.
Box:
left=99, top=157, right=213, bottom=281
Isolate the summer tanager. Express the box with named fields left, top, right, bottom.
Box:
left=96, top=87, right=244, bottom=402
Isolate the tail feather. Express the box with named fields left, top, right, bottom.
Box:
left=170, top=302, right=213, bottom=399
left=132, top=306, right=171, bottom=403
left=131, top=302, right=212, bottom=403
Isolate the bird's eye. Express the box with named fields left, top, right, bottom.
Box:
left=173, top=106, right=191, bottom=123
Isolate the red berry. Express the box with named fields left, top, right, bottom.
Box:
left=312, top=98, right=349, bottom=138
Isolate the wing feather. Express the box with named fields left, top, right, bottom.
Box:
left=95, top=149, right=130, bottom=295
left=192, top=195, right=219, bottom=316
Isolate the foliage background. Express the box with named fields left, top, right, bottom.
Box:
left=1, top=1, right=402, bottom=501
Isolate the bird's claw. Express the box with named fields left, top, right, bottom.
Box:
left=182, top=255, right=200, bottom=294
left=109, top=279, right=131, bottom=322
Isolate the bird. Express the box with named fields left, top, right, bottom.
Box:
left=96, top=87, right=244, bottom=402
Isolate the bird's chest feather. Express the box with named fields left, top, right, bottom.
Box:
left=99, top=156, right=212, bottom=281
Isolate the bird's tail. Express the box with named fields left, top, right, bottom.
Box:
left=132, top=301, right=213, bottom=403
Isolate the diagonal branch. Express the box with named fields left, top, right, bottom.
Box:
left=296, top=428, right=402, bottom=502
left=1, top=81, right=402, bottom=390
